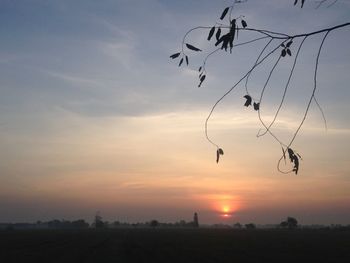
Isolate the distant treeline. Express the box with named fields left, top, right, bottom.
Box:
left=1, top=221, right=350, bottom=230
left=1, top=217, right=349, bottom=230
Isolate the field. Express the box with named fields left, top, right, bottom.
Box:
left=1, top=228, right=350, bottom=262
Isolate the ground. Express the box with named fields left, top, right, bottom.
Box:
left=1, top=228, right=350, bottom=262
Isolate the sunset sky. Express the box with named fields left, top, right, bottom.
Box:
left=1, top=0, right=350, bottom=225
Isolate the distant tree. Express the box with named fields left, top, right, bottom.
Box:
left=245, top=223, right=256, bottom=229
left=193, top=212, right=199, bottom=227
left=94, top=212, right=105, bottom=229
left=150, top=220, right=159, bottom=228
left=233, top=222, right=243, bottom=229
left=280, top=216, right=298, bottom=229
left=170, top=0, right=350, bottom=174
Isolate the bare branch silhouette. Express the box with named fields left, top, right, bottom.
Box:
left=170, top=1, right=350, bottom=174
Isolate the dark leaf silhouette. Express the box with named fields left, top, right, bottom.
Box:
left=244, top=95, right=252, bottom=107
left=241, top=19, right=247, bottom=28
left=170, top=52, right=180, bottom=59
left=216, top=28, right=221, bottom=41
left=281, top=43, right=285, bottom=48
left=186, top=43, right=202, bottom=52
left=198, top=75, right=206, bottom=87
left=281, top=49, right=287, bottom=57
left=186, top=55, right=189, bottom=65
left=287, top=147, right=300, bottom=174
left=287, top=148, right=294, bottom=162
left=253, top=102, right=260, bottom=111
left=215, top=35, right=224, bottom=46
left=293, top=155, right=299, bottom=174
left=286, top=40, right=293, bottom=47
left=287, top=49, right=292, bottom=56
left=208, top=27, right=215, bottom=41
left=199, top=72, right=203, bottom=78
left=216, top=148, right=224, bottom=163
left=220, top=7, right=229, bottom=20
left=178, top=58, right=183, bottom=67
left=294, top=0, right=298, bottom=6
left=229, top=20, right=236, bottom=52
left=198, top=66, right=202, bottom=72
left=216, top=33, right=231, bottom=51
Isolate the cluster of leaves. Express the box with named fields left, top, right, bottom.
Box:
left=281, top=40, right=293, bottom=57
left=198, top=66, right=206, bottom=88
left=284, top=148, right=301, bottom=174
left=243, top=95, right=260, bottom=111
left=172, top=6, right=249, bottom=89
left=170, top=43, right=202, bottom=67
left=212, top=8, right=248, bottom=53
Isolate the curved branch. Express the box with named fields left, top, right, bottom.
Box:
left=257, top=36, right=308, bottom=138
left=205, top=41, right=284, bottom=148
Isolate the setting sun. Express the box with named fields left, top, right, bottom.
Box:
left=222, top=206, right=230, bottom=213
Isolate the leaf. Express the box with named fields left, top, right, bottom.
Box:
left=217, top=33, right=231, bottom=51
left=220, top=7, right=229, bottom=20
left=287, top=148, right=294, bottom=162
left=241, top=19, right=247, bottom=28
left=198, top=66, right=202, bottom=72
left=216, top=148, right=224, bottom=163
left=215, top=35, right=225, bottom=46
left=221, top=35, right=230, bottom=51
left=286, top=49, right=292, bottom=56
left=208, top=27, right=215, bottom=41
left=301, top=0, right=305, bottom=8
left=253, top=102, right=260, bottom=111
left=178, top=58, right=183, bottom=67
left=186, top=43, right=202, bottom=52
left=170, top=52, right=180, bottom=59
left=216, top=28, right=221, bottom=41
left=198, top=75, right=206, bottom=87
left=293, top=155, right=299, bottom=174
left=286, top=40, right=293, bottom=48
left=280, top=43, right=285, bottom=48
left=185, top=55, right=189, bottom=65
left=199, top=72, right=203, bottom=78
left=294, top=0, right=298, bottom=6
left=243, top=95, right=252, bottom=107
left=281, top=49, right=287, bottom=57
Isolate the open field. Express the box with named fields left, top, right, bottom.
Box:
left=1, top=228, right=350, bottom=263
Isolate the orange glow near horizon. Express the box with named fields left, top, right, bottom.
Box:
left=205, top=195, right=242, bottom=220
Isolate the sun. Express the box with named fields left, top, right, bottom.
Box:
left=220, top=205, right=232, bottom=218
left=222, top=206, right=230, bottom=213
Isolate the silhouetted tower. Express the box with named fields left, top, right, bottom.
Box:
left=193, top=212, right=199, bottom=227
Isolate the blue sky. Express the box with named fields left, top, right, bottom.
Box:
left=0, top=0, right=350, bottom=224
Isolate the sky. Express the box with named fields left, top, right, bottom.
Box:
left=0, top=0, right=350, bottom=225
